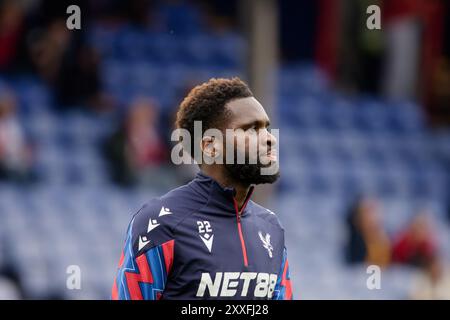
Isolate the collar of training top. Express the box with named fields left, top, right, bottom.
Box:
left=189, top=171, right=255, bottom=216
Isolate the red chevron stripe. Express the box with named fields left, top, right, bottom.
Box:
left=281, top=259, right=293, bottom=300
left=125, top=253, right=154, bottom=300
left=161, top=239, right=175, bottom=275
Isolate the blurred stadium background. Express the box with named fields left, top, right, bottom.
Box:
left=0, top=0, right=449, bottom=299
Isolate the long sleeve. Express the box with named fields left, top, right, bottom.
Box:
left=112, top=213, right=175, bottom=300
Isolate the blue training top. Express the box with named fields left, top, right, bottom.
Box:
left=112, top=172, right=293, bottom=300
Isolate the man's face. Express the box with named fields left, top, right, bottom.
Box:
left=221, top=97, right=280, bottom=185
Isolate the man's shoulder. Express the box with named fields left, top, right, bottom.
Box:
left=134, top=183, right=205, bottom=222
left=249, top=201, right=285, bottom=232
left=129, top=183, right=205, bottom=250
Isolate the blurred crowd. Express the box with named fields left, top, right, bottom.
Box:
left=345, top=197, right=450, bottom=299
left=282, top=0, right=450, bottom=124
left=0, top=85, right=35, bottom=182
left=0, top=0, right=239, bottom=187
left=1, top=0, right=449, bottom=185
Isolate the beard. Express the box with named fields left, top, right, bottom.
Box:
left=224, top=156, right=280, bottom=185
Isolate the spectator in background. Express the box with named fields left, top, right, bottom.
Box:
left=409, top=255, right=450, bottom=299
left=430, top=57, right=450, bottom=124
left=337, top=0, right=385, bottom=95
left=54, top=40, right=113, bottom=112
left=381, top=0, right=423, bottom=100
left=20, top=0, right=112, bottom=113
left=0, top=87, right=34, bottom=182
left=103, top=96, right=169, bottom=187
left=345, top=197, right=392, bottom=268
left=429, top=1, right=450, bottom=125
left=0, top=0, right=25, bottom=73
left=27, top=17, right=112, bottom=112
left=392, top=211, right=437, bottom=267
left=121, top=0, right=154, bottom=27
left=28, top=18, right=71, bottom=84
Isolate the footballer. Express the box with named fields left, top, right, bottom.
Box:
left=112, top=77, right=292, bottom=300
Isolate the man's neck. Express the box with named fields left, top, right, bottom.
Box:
left=201, top=167, right=251, bottom=211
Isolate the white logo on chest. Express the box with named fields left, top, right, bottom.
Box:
left=258, top=231, right=273, bottom=258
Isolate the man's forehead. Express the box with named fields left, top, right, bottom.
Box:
left=225, top=97, right=269, bottom=126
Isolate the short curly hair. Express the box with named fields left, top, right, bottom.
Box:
left=175, top=77, right=253, bottom=158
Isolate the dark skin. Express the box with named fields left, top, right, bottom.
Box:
left=200, top=97, right=276, bottom=211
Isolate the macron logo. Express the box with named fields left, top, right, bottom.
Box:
left=200, top=234, right=214, bottom=253
left=147, top=219, right=160, bottom=233
left=158, top=206, right=172, bottom=217
left=138, top=235, right=151, bottom=251
left=138, top=210, right=169, bottom=252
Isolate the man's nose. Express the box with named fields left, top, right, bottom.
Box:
left=262, top=129, right=277, bottom=147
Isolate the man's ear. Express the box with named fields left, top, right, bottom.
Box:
left=200, top=134, right=224, bottom=165
left=200, top=136, right=215, bottom=158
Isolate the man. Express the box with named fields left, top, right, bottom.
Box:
left=112, top=78, right=292, bottom=300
